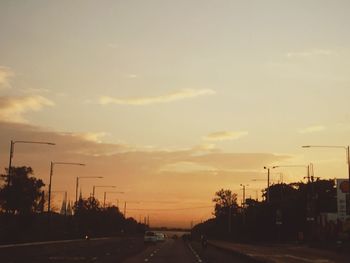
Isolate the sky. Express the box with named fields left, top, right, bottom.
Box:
left=1, top=0, right=350, bottom=227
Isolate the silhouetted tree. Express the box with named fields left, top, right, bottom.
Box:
left=212, top=189, right=238, bottom=218
left=0, top=167, right=45, bottom=214
left=197, top=180, right=339, bottom=243
left=74, top=196, right=101, bottom=215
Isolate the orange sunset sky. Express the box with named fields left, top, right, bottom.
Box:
left=1, top=0, right=350, bottom=227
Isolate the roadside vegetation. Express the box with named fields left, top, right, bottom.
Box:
left=0, top=166, right=146, bottom=244
left=192, top=181, right=349, bottom=245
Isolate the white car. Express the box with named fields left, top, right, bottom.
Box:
left=155, top=232, right=166, bottom=242
left=144, top=231, right=157, bottom=244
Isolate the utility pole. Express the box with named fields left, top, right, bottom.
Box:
left=240, top=184, right=248, bottom=208
left=48, top=162, right=54, bottom=215
left=64, top=191, right=67, bottom=216
left=264, top=166, right=276, bottom=202
left=103, top=192, right=106, bottom=208
left=228, top=206, right=232, bottom=233
left=302, top=145, right=350, bottom=215
left=7, top=140, right=14, bottom=186
left=124, top=201, right=126, bottom=218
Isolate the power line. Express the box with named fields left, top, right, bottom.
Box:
left=126, top=205, right=213, bottom=211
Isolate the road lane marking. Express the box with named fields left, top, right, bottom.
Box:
left=0, top=237, right=113, bottom=249
left=187, top=243, right=204, bottom=263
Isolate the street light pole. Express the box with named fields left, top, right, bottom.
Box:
left=240, top=184, right=248, bottom=208
left=103, top=191, right=124, bottom=208
left=91, top=185, right=116, bottom=199
left=264, top=166, right=276, bottom=202
left=48, top=162, right=85, bottom=214
left=123, top=201, right=140, bottom=218
left=273, top=164, right=311, bottom=183
left=303, top=145, right=350, bottom=215
left=8, top=140, right=14, bottom=186
left=7, top=140, right=55, bottom=186
left=75, top=176, right=103, bottom=203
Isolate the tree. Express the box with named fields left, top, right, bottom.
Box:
left=74, top=196, right=101, bottom=216
left=212, top=189, right=238, bottom=218
left=0, top=166, right=45, bottom=214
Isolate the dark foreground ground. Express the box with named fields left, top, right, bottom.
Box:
left=0, top=237, right=252, bottom=263
left=0, top=237, right=144, bottom=263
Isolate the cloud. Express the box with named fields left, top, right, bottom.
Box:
left=203, top=131, right=248, bottom=141
left=192, top=143, right=218, bottom=153
left=98, top=89, right=216, bottom=105
left=20, top=87, right=50, bottom=94
left=0, top=66, right=15, bottom=88
left=126, top=74, right=138, bottom=79
left=0, top=95, right=54, bottom=123
left=0, top=121, right=291, bottom=227
left=73, top=132, right=110, bottom=144
left=286, top=49, right=336, bottom=59
left=298, top=125, right=326, bottom=134
left=159, top=161, right=215, bottom=174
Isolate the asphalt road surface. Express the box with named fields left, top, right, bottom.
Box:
left=0, top=237, right=252, bottom=263
left=0, top=237, right=145, bottom=263
left=122, top=239, right=250, bottom=263
left=123, top=239, right=196, bottom=263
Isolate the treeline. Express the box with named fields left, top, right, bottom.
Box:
left=192, top=180, right=347, bottom=244
left=0, top=166, right=146, bottom=244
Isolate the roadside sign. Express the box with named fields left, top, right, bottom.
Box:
left=336, top=179, right=349, bottom=221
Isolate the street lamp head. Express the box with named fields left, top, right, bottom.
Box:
left=263, top=166, right=267, bottom=169
left=47, top=142, right=56, bottom=145
left=302, top=145, right=311, bottom=148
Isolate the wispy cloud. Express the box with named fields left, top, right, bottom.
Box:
left=126, top=74, right=138, bottom=79
left=0, top=95, right=54, bottom=123
left=298, top=125, right=326, bottom=134
left=99, top=89, right=216, bottom=106
left=0, top=66, right=15, bottom=88
left=159, top=161, right=215, bottom=174
left=75, top=132, right=110, bottom=144
left=286, top=49, right=336, bottom=59
left=20, top=87, right=50, bottom=94
left=203, top=131, right=248, bottom=141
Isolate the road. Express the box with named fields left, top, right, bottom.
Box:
left=0, top=237, right=252, bottom=263
left=123, top=239, right=196, bottom=263
left=0, top=237, right=145, bottom=263
left=123, top=238, right=250, bottom=263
